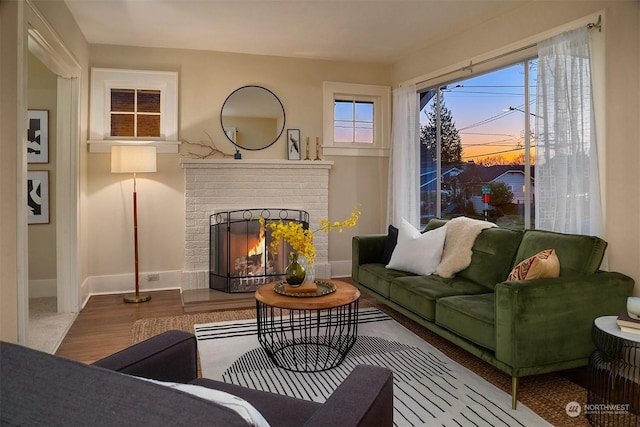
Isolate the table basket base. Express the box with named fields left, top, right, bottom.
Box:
left=257, top=300, right=358, bottom=372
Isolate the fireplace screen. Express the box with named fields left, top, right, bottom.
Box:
left=210, top=209, right=309, bottom=293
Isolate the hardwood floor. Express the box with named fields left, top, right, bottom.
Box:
left=55, top=285, right=588, bottom=390
left=55, top=290, right=185, bottom=364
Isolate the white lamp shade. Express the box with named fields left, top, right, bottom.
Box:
left=111, top=146, right=157, bottom=173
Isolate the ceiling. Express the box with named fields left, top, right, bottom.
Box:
left=63, top=0, right=529, bottom=64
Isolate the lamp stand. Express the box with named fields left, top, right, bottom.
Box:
left=124, top=172, right=151, bottom=303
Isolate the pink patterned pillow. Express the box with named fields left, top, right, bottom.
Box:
left=507, top=249, right=560, bottom=281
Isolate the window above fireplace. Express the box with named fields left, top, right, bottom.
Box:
left=88, top=68, right=180, bottom=153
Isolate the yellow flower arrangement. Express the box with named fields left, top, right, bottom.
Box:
left=260, top=207, right=361, bottom=264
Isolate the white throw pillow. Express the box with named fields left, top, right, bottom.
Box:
left=385, top=218, right=446, bottom=275
left=140, top=378, right=270, bottom=427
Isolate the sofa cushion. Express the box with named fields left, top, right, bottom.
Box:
left=507, top=248, right=560, bottom=281
left=513, top=229, right=607, bottom=276
left=389, top=275, right=489, bottom=321
left=436, top=217, right=496, bottom=278
left=358, top=263, right=415, bottom=298
left=457, top=227, right=523, bottom=290
left=380, top=225, right=399, bottom=265
left=436, top=293, right=496, bottom=350
left=386, top=218, right=446, bottom=276
left=424, top=218, right=448, bottom=231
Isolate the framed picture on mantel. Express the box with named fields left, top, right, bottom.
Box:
left=287, top=129, right=301, bottom=160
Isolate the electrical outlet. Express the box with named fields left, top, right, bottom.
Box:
left=147, top=273, right=160, bottom=282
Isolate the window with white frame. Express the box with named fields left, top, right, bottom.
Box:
left=89, top=68, right=179, bottom=153
left=323, top=82, right=390, bottom=157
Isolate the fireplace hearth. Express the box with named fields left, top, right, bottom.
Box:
left=210, top=208, right=309, bottom=293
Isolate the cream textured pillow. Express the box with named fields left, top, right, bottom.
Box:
left=385, top=218, right=446, bottom=275
left=507, top=248, right=560, bottom=281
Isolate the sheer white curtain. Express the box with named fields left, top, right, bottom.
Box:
left=387, top=84, right=419, bottom=228
left=535, top=27, right=602, bottom=236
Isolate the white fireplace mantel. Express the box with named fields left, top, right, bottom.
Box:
left=181, top=158, right=333, bottom=290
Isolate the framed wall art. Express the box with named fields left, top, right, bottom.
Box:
left=27, top=171, right=49, bottom=224
left=287, top=129, right=301, bottom=160
left=27, top=110, right=49, bottom=163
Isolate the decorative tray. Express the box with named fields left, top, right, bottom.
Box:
left=273, top=280, right=336, bottom=297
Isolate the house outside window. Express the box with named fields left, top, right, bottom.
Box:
left=323, top=82, right=390, bottom=157
left=89, top=68, right=179, bottom=153
left=419, top=61, right=536, bottom=229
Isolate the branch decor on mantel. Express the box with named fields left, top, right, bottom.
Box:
left=181, top=131, right=234, bottom=159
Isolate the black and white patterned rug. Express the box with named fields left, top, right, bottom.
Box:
left=195, top=308, right=550, bottom=427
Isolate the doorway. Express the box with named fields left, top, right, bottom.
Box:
left=20, top=3, right=82, bottom=350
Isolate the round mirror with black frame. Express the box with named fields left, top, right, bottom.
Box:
left=220, top=85, right=286, bottom=151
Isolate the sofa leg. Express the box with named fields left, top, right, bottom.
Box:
left=512, top=376, right=518, bottom=409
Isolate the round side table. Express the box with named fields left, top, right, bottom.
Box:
left=255, top=279, right=360, bottom=372
left=588, top=316, right=640, bottom=426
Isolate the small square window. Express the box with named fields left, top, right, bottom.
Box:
left=334, top=100, right=374, bottom=144
left=109, top=88, right=161, bottom=138
left=89, top=68, right=179, bottom=153
left=323, top=82, right=390, bottom=157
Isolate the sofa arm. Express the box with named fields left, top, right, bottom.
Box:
left=495, top=271, right=634, bottom=372
left=92, top=330, right=198, bottom=383
left=303, top=365, right=393, bottom=427
left=352, top=234, right=387, bottom=282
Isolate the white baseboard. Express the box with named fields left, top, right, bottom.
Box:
left=29, top=279, right=57, bottom=298
left=81, top=277, right=91, bottom=309
left=85, top=262, right=353, bottom=296
left=88, top=270, right=183, bottom=295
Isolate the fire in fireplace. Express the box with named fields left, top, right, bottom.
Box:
left=210, top=209, right=309, bottom=292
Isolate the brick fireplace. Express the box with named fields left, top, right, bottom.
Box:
left=181, top=159, right=333, bottom=290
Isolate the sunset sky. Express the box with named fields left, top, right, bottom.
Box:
left=420, top=61, right=537, bottom=163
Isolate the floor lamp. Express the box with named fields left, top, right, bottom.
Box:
left=111, top=145, right=157, bottom=303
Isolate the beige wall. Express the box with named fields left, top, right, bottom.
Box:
left=28, top=52, right=57, bottom=284
left=1, top=0, right=22, bottom=343
left=87, top=46, right=391, bottom=278
left=1, top=0, right=90, bottom=343
left=393, top=1, right=640, bottom=292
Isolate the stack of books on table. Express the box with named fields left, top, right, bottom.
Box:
left=616, top=311, right=640, bottom=335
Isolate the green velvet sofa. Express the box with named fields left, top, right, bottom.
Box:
left=352, top=218, right=635, bottom=409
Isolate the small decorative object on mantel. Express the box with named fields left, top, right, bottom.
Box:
left=287, top=129, right=301, bottom=160
left=304, top=137, right=311, bottom=160
left=260, top=206, right=361, bottom=285
left=181, top=131, right=234, bottom=159
left=234, top=149, right=242, bottom=160
left=314, top=137, right=322, bottom=160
